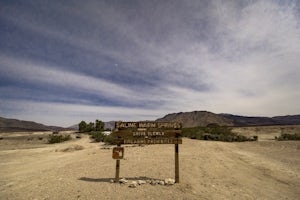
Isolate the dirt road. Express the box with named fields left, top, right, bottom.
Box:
left=0, top=133, right=299, bottom=199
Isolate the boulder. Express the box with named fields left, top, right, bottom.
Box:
left=119, top=178, right=128, bottom=184
left=137, top=180, right=146, bottom=185
left=164, top=178, right=175, bottom=185
left=159, top=180, right=165, bottom=185
left=129, top=181, right=137, bottom=188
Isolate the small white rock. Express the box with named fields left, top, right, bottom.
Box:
left=138, top=180, right=146, bottom=185
left=164, top=178, right=175, bottom=185
left=150, top=180, right=156, bottom=185
left=110, top=179, right=114, bottom=183
left=159, top=180, right=165, bottom=185
left=119, top=178, right=128, bottom=184
left=129, top=181, right=137, bottom=188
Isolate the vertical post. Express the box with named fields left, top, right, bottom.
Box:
left=115, top=144, right=121, bottom=183
left=175, top=143, right=179, bottom=183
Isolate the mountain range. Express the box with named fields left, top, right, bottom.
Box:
left=156, top=111, right=300, bottom=127
left=0, top=117, right=71, bottom=132
left=1, top=111, right=300, bottom=132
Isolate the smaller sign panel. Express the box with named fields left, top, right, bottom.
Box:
left=113, top=130, right=182, bottom=138
left=115, top=138, right=182, bottom=145
left=112, top=147, right=124, bottom=159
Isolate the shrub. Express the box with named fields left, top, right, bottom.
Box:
left=277, top=133, right=300, bottom=141
left=90, top=131, right=105, bottom=142
left=182, top=126, right=256, bottom=142
left=103, top=134, right=114, bottom=145
left=48, top=134, right=71, bottom=144
left=89, top=131, right=115, bottom=144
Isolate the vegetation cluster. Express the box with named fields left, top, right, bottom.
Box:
left=182, top=125, right=257, bottom=142
left=48, top=134, right=71, bottom=144
left=78, top=120, right=113, bottom=144
left=276, top=133, right=300, bottom=141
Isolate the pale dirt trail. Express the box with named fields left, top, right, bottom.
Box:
left=0, top=134, right=299, bottom=200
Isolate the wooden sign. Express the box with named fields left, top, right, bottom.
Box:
left=113, top=122, right=182, bottom=145
left=112, top=121, right=182, bottom=183
left=115, top=121, right=182, bottom=130
left=112, top=147, right=124, bottom=159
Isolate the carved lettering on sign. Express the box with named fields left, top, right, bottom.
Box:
left=115, top=122, right=182, bottom=129
left=132, top=131, right=165, bottom=137
left=114, top=121, right=182, bottom=145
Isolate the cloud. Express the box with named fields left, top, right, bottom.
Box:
left=0, top=0, right=300, bottom=125
left=0, top=56, right=132, bottom=98
left=0, top=55, right=180, bottom=108
left=0, top=99, right=169, bottom=126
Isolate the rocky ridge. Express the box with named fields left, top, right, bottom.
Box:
left=156, top=111, right=234, bottom=127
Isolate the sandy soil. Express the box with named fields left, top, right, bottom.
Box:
left=0, top=129, right=299, bottom=200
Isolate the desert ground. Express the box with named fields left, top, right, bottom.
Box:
left=0, top=126, right=300, bottom=200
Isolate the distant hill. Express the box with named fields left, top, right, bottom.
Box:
left=221, top=114, right=300, bottom=126
left=104, top=121, right=116, bottom=130
left=156, top=111, right=234, bottom=127
left=156, top=111, right=300, bottom=128
left=67, top=124, right=79, bottom=130
left=0, top=117, right=69, bottom=132
left=271, top=115, right=300, bottom=125
left=2, top=112, right=300, bottom=132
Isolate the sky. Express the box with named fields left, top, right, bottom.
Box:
left=0, top=0, right=300, bottom=127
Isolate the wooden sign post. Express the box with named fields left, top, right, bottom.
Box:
left=112, top=145, right=123, bottom=182
left=175, top=135, right=180, bottom=183
left=112, top=121, right=182, bottom=183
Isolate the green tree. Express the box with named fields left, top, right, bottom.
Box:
left=95, top=120, right=104, bottom=131
left=86, top=122, right=95, bottom=132
left=79, top=121, right=87, bottom=133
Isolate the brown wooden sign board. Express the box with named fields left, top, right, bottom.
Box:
left=115, top=138, right=182, bottom=144
left=113, top=129, right=182, bottom=138
left=115, top=121, right=182, bottom=130
left=113, top=121, right=182, bottom=183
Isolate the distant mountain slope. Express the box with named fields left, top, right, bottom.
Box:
left=220, top=114, right=278, bottom=126
left=156, top=111, right=300, bottom=128
left=67, top=124, right=79, bottom=130
left=272, top=115, right=300, bottom=125
left=221, top=114, right=300, bottom=126
left=156, top=111, right=234, bottom=127
left=0, top=117, right=68, bottom=132
left=104, top=121, right=116, bottom=130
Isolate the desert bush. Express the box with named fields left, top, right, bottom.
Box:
left=48, top=134, right=71, bottom=144
left=182, top=127, right=205, bottom=139
left=277, top=133, right=300, bottom=141
left=89, top=131, right=115, bottom=144
left=235, top=135, right=249, bottom=142
left=103, top=134, right=114, bottom=145
left=90, top=131, right=105, bottom=142
left=182, top=126, right=255, bottom=142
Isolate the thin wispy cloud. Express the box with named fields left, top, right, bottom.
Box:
left=0, top=0, right=299, bottom=126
